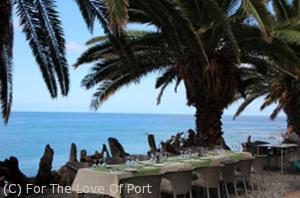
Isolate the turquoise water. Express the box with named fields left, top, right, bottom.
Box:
left=0, top=112, right=286, bottom=175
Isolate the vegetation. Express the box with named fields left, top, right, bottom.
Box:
left=75, top=0, right=299, bottom=145
left=235, top=0, right=300, bottom=136
left=0, top=0, right=128, bottom=123
left=0, top=0, right=69, bottom=123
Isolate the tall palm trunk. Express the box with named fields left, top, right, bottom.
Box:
left=183, top=58, right=237, bottom=147
left=195, top=102, right=224, bottom=146
left=284, top=101, right=300, bottom=136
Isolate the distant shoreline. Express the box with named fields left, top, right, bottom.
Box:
left=9, top=111, right=287, bottom=119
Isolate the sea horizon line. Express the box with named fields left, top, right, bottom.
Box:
left=10, top=110, right=286, bottom=118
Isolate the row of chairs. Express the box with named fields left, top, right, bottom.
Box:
left=120, top=156, right=266, bottom=198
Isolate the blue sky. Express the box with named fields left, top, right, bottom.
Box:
left=11, top=0, right=282, bottom=117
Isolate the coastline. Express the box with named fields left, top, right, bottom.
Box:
left=0, top=112, right=286, bottom=176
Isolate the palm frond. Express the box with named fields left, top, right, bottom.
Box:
left=74, top=0, right=110, bottom=33
left=261, top=94, right=278, bottom=110
left=274, top=18, right=300, bottom=44
left=104, top=0, right=129, bottom=33
left=75, top=31, right=164, bottom=68
left=222, top=0, right=241, bottom=16
left=90, top=78, right=123, bottom=110
left=202, top=0, right=240, bottom=61
left=35, top=0, right=69, bottom=95
left=292, top=0, right=300, bottom=18
left=270, top=103, right=284, bottom=120
left=156, top=79, right=173, bottom=105
left=89, top=56, right=166, bottom=109
left=234, top=93, right=264, bottom=119
left=274, top=29, right=300, bottom=44
left=85, top=30, right=152, bottom=45
left=16, top=0, right=58, bottom=97
left=155, top=68, right=177, bottom=88
left=272, top=0, right=289, bottom=22
left=155, top=68, right=177, bottom=105
left=240, top=0, right=273, bottom=40
left=74, top=41, right=114, bottom=67
left=174, top=77, right=182, bottom=93
left=134, top=0, right=185, bottom=56
left=0, top=0, right=13, bottom=123
left=86, top=35, right=110, bottom=45
left=81, top=59, right=121, bottom=89
left=81, top=45, right=171, bottom=89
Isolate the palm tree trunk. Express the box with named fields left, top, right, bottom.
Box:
left=194, top=102, right=225, bottom=146
left=285, top=103, right=300, bottom=136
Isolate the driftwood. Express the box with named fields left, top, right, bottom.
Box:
left=33, top=145, right=54, bottom=186
left=69, top=143, right=78, bottom=163
left=147, top=134, right=159, bottom=154
left=161, top=142, right=180, bottom=155
left=108, top=137, right=129, bottom=158
left=0, top=157, right=28, bottom=189
left=80, top=149, right=91, bottom=163
left=242, top=136, right=269, bottom=154
left=152, top=129, right=231, bottom=155
left=183, top=129, right=197, bottom=147
left=0, top=145, right=57, bottom=195
left=79, top=144, right=111, bottom=164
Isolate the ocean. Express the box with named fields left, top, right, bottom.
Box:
left=0, top=112, right=286, bottom=176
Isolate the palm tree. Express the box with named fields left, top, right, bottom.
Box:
left=74, top=0, right=299, bottom=146
left=235, top=0, right=300, bottom=135
left=0, top=0, right=135, bottom=124
left=0, top=0, right=69, bottom=123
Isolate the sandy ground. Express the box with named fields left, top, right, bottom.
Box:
left=239, top=171, right=300, bottom=198
left=1, top=171, right=300, bottom=198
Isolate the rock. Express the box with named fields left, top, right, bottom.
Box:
left=33, top=145, right=54, bottom=186
left=69, top=143, right=78, bottom=163
left=108, top=137, right=129, bottom=158
left=147, top=134, right=159, bottom=154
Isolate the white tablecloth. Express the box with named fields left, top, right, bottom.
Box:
left=72, top=152, right=252, bottom=197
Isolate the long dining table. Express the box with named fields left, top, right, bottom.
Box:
left=71, top=151, right=252, bottom=198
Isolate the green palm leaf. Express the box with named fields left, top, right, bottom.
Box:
left=156, top=68, right=177, bottom=105
left=274, top=18, right=300, bottom=44
left=234, top=92, right=265, bottom=119
left=74, top=0, right=110, bottom=33
left=272, top=0, right=289, bottom=22
left=16, top=0, right=58, bottom=97
left=0, top=0, right=13, bottom=123
left=202, top=0, right=240, bottom=60
left=104, top=0, right=129, bottom=33
left=35, top=0, right=69, bottom=95
left=292, top=0, right=300, bottom=18
left=240, top=0, right=273, bottom=39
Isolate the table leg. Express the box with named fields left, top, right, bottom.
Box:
left=281, top=149, right=284, bottom=173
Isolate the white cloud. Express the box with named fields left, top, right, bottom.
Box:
left=65, top=41, right=85, bottom=53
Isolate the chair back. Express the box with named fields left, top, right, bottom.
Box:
left=253, top=155, right=267, bottom=174
left=163, top=170, right=193, bottom=195
left=120, top=175, right=162, bottom=198
left=221, top=161, right=238, bottom=182
left=195, top=166, right=222, bottom=188
left=238, top=158, right=254, bottom=178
